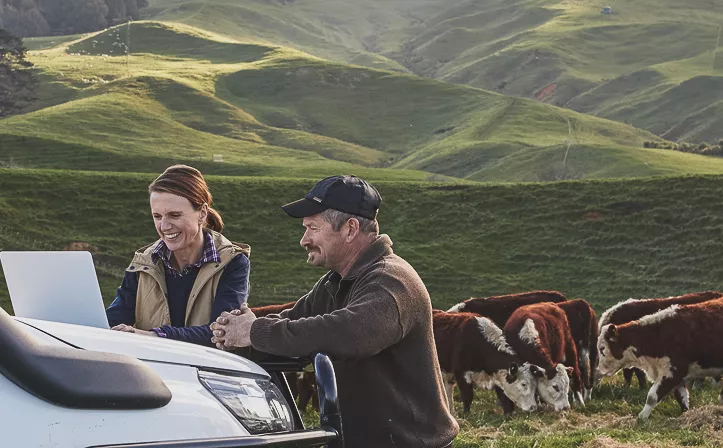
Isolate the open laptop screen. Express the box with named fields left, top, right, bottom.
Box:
left=0, top=251, right=110, bottom=329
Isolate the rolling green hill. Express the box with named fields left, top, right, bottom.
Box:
left=10, top=21, right=723, bottom=182
left=2, top=168, right=723, bottom=316
left=138, top=0, right=425, bottom=71
left=131, top=0, right=723, bottom=143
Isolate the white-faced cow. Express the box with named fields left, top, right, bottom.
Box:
left=505, top=302, right=584, bottom=411
left=433, top=310, right=538, bottom=415
left=446, top=290, right=569, bottom=407
left=598, top=298, right=723, bottom=420
left=597, top=291, right=723, bottom=389
left=556, top=299, right=598, bottom=401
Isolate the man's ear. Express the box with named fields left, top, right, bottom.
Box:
left=605, top=325, right=618, bottom=342
left=345, top=217, right=360, bottom=240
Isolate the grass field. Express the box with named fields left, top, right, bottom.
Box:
left=298, top=376, right=723, bottom=447
left=130, top=0, right=723, bottom=143
left=2, top=168, right=723, bottom=316
left=5, top=168, right=723, bottom=447
left=9, top=21, right=723, bottom=182
left=2, top=168, right=723, bottom=445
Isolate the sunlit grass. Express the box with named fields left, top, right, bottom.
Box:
left=126, top=0, right=722, bottom=143
left=12, top=21, right=723, bottom=183
left=2, top=169, right=723, bottom=315
left=298, top=372, right=723, bottom=447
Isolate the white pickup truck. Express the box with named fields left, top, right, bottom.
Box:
left=0, top=306, right=344, bottom=448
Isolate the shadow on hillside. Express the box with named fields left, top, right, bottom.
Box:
left=67, top=22, right=275, bottom=64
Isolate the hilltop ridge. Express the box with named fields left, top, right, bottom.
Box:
left=12, top=21, right=723, bottom=182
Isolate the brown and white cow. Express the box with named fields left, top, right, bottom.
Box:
left=433, top=310, right=538, bottom=415
left=446, top=290, right=568, bottom=405
left=504, top=302, right=584, bottom=411
left=598, top=298, right=723, bottom=420
left=447, top=290, right=567, bottom=325
left=556, top=299, right=598, bottom=401
left=597, top=291, right=723, bottom=388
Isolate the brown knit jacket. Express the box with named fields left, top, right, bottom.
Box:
left=250, top=235, right=458, bottom=448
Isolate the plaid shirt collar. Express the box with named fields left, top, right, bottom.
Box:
left=152, top=230, right=220, bottom=277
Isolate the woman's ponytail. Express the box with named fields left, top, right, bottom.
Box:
left=205, top=207, right=224, bottom=233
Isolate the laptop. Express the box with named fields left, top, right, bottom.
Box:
left=0, top=251, right=110, bottom=329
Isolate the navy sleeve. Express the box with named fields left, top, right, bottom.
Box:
left=157, top=254, right=250, bottom=346
left=106, top=271, right=139, bottom=327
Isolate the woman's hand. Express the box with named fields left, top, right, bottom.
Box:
left=110, top=324, right=158, bottom=336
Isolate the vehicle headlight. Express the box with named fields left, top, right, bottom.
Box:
left=198, top=370, right=294, bottom=434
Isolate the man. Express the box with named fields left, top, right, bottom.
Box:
left=211, top=175, right=458, bottom=448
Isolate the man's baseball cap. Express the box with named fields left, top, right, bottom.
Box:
left=282, top=175, right=382, bottom=220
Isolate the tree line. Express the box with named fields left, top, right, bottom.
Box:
left=0, top=0, right=148, bottom=38
left=644, top=140, right=723, bottom=157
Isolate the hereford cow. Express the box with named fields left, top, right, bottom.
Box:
left=504, top=302, right=584, bottom=411
left=597, top=291, right=723, bottom=388
left=556, top=299, right=598, bottom=401
left=446, top=290, right=568, bottom=404
left=598, top=298, right=723, bottom=420
left=447, top=290, right=567, bottom=327
left=433, top=310, right=538, bottom=415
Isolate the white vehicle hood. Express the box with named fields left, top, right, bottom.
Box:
left=15, top=317, right=268, bottom=377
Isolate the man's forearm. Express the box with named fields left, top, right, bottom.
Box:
left=249, top=291, right=403, bottom=359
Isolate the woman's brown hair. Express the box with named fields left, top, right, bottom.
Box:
left=148, top=165, right=224, bottom=232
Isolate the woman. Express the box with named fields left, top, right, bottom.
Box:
left=106, top=165, right=250, bottom=346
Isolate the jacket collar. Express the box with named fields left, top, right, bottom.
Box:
left=151, top=230, right=221, bottom=276
left=342, top=234, right=393, bottom=280
left=129, top=229, right=249, bottom=271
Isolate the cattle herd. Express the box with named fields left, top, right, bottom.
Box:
left=251, top=290, right=723, bottom=420
left=437, top=290, right=723, bottom=420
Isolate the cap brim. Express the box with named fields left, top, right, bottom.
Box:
left=281, top=198, right=328, bottom=218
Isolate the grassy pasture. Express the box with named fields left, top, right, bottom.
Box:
left=4, top=168, right=723, bottom=447
left=2, top=169, right=723, bottom=315
left=299, top=376, right=723, bottom=447
left=133, top=0, right=723, bottom=143
left=9, top=21, right=723, bottom=183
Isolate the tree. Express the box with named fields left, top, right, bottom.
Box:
left=58, top=0, right=109, bottom=34
left=0, top=0, right=51, bottom=37
left=0, top=29, right=38, bottom=118
left=3, top=0, right=148, bottom=37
